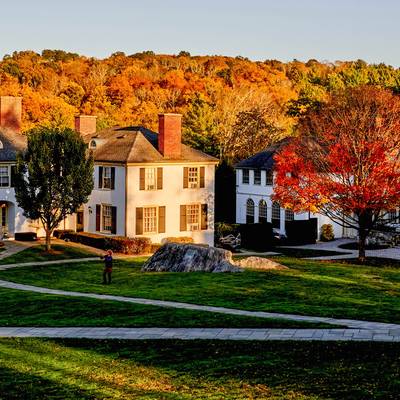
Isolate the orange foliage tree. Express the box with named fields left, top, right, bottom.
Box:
left=273, top=86, right=400, bottom=261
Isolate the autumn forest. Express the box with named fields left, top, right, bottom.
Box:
left=1, top=49, right=400, bottom=162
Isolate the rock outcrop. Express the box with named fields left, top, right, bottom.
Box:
left=235, top=256, right=288, bottom=270
left=142, top=243, right=242, bottom=273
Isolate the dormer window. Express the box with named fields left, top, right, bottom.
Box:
left=89, top=140, right=97, bottom=149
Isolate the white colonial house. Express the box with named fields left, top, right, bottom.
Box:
left=235, top=142, right=355, bottom=239
left=0, top=96, right=219, bottom=245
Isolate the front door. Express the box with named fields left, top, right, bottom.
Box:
left=0, top=204, right=7, bottom=237
left=76, top=210, right=84, bottom=232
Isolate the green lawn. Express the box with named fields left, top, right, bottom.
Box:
left=0, top=338, right=398, bottom=399
left=0, top=256, right=399, bottom=323
left=0, top=287, right=331, bottom=329
left=0, top=244, right=97, bottom=264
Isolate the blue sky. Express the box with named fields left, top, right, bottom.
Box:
left=1, top=0, right=398, bottom=65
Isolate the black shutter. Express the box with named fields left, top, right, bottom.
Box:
left=200, top=167, right=205, bottom=188
left=98, top=167, right=103, bottom=189
left=201, top=204, right=208, bottom=230
left=111, top=206, right=117, bottom=234
left=139, top=168, right=145, bottom=190
left=158, top=206, right=166, bottom=233
left=157, top=167, right=163, bottom=190
left=96, top=204, right=101, bottom=231
left=111, top=167, right=115, bottom=190
left=183, top=167, right=188, bottom=188
left=136, top=208, right=143, bottom=235
left=10, top=165, right=16, bottom=187
left=180, top=205, right=187, bottom=231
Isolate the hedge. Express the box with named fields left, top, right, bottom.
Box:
left=285, top=218, right=318, bottom=245
left=15, top=232, right=37, bottom=241
left=61, top=231, right=151, bottom=255
left=239, top=223, right=273, bottom=251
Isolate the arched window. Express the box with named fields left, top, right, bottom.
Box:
left=246, top=198, right=255, bottom=224
left=259, top=200, right=268, bottom=224
left=272, top=202, right=281, bottom=229
left=89, top=140, right=97, bottom=149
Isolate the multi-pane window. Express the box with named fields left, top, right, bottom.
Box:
left=254, top=170, right=261, bottom=185
left=102, top=204, right=112, bottom=232
left=0, top=166, right=9, bottom=187
left=145, top=168, right=157, bottom=190
left=246, top=198, right=255, bottom=224
left=102, top=167, right=112, bottom=189
left=272, top=202, right=281, bottom=229
left=259, top=200, right=268, bottom=224
left=388, top=210, right=398, bottom=222
left=285, top=209, right=294, bottom=222
left=187, top=204, right=200, bottom=231
left=143, top=207, right=157, bottom=233
left=265, top=170, right=273, bottom=186
left=242, top=170, right=249, bottom=184
left=188, top=167, right=199, bottom=188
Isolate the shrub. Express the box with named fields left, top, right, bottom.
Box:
left=163, top=236, right=194, bottom=244
left=53, top=229, right=74, bottom=239
left=62, top=231, right=151, bottom=255
left=15, top=232, right=37, bottom=241
left=151, top=243, right=162, bottom=253
left=214, top=222, right=240, bottom=239
left=239, top=223, right=273, bottom=251
left=285, top=219, right=318, bottom=245
left=105, top=236, right=151, bottom=255
left=320, top=224, right=335, bottom=242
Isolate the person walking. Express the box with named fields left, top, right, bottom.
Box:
left=101, top=249, right=113, bottom=284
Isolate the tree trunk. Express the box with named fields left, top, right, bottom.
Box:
left=358, top=228, right=367, bottom=263
left=45, top=229, right=52, bottom=252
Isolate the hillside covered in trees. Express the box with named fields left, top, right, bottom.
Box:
left=1, top=49, right=400, bottom=161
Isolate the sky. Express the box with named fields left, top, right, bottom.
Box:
left=1, top=0, right=399, bottom=66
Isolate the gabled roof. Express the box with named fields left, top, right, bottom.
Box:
left=0, top=128, right=27, bottom=162
left=235, top=139, right=290, bottom=170
left=84, top=126, right=218, bottom=164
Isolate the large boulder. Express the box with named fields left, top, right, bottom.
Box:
left=235, top=256, right=288, bottom=270
left=142, top=243, right=242, bottom=273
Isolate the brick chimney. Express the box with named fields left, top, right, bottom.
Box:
left=74, top=115, right=97, bottom=135
left=158, top=113, right=182, bottom=158
left=0, top=96, right=22, bottom=133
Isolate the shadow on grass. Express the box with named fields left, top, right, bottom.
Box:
left=1, top=338, right=399, bottom=399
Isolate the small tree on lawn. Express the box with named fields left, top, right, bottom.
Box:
left=14, top=127, right=94, bottom=251
left=273, top=86, right=400, bottom=262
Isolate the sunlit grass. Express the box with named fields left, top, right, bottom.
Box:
left=0, top=338, right=399, bottom=399
left=0, top=256, right=399, bottom=323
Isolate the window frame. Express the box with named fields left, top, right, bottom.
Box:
left=246, top=198, right=255, bottom=224
left=259, top=200, right=268, bottom=223
left=101, top=204, right=113, bottom=233
left=0, top=166, right=10, bottom=188
left=145, top=167, right=157, bottom=191
left=101, top=166, right=112, bottom=190
left=242, top=170, right=249, bottom=184
left=143, top=206, right=158, bottom=234
left=186, top=203, right=201, bottom=231
left=188, top=167, right=200, bottom=189
left=265, top=170, right=274, bottom=186
left=254, top=170, right=261, bottom=185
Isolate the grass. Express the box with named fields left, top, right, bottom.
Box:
left=273, top=247, right=350, bottom=258
left=0, top=287, right=333, bottom=329
left=0, top=256, right=399, bottom=323
left=0, top=338, right=398, bottom=399
left=0, top=244, right=96, bottom=264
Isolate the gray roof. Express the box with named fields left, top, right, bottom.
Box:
left=235, top=139, right=290, bottom=171
left=0, top=128, right=27, bottom=161
left=84, top=126, right=218, bottom=164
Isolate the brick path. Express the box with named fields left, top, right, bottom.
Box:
left=0, top=326, right=399, bottom=341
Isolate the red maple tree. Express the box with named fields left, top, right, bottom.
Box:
left=273, top=86, right=400, bottom=261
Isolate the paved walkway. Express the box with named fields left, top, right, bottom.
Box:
left=0, top=257, right=99, bottom=271
left=0, top=240, right=36, bottom=260
left=279, top=238, right=400, bottom=260
left=1, top=279, right=399, bottom=332
left=0, top=327, right=399, bottom=341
